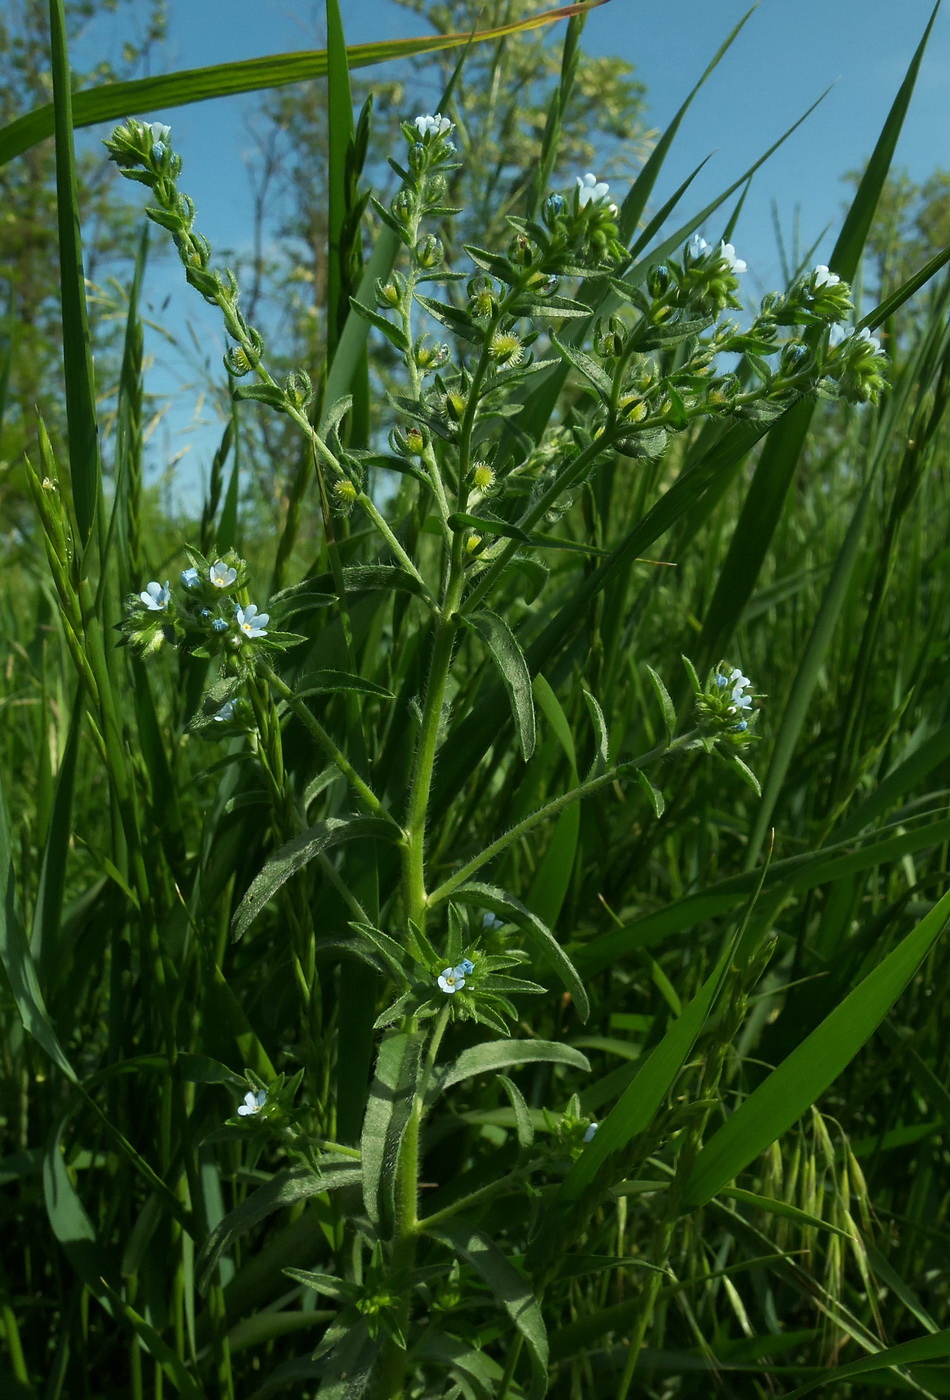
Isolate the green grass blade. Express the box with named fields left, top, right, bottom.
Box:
left=526, top=677, right=579, bottom=928
left=30, top=687, right=83, bottom=983
left=0, top=764, right=77, bottom=1083
left=49, top=0, right=101, bottom=554
left=0, top=4, right=602, bottom=167
left=325, top=0, right=354, bottom=358
left=461, top=610, right=536, bottom=761
left=681, top=887, right=950, bottom=1210
left=781, top=1327, right=950, bottom=1399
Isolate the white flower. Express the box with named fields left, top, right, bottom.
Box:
left=687, top=234, right=709, bottom=259
left=438, top=966, right=466, bottom=994
left=583, top=1122, right=599, bottom=1143
left=139, top=580, right=171, bottom=611
left=181, top=567, right=199, bottom=588
left=828, top=323, right=848, bottom=347
left=214, top=700, right=236, bottom=722
left=149, top=121, right=171, bottom=145
left=813, top=264, right=840, bottom=289
left=854, top=326, right=882, bottom=353
left=210, top=560, right=237, bottom=589
left=414, top=113, right=453, bottom=139
left=236, top=603, right=269, bottom=639
left=237, top=1088, right=266, bottom=1116
left=576, top=172, right=611, bottom=207
left=719, top=241, right=747, bottom=275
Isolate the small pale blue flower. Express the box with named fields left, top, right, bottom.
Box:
left=237, top=1088, right=266, bottom=1116
left=210, top=560, right=237, bottom=589
left=236, top=603, right=269, bottom=639
left=438, top=966, right=465, bottom=994
left=181, top=567, right=200, bottom=588
left=456, top=958, right=475, bottom=976
left=482, top=912, right=504, bottom=931
left=139, top=580, right=171, bottom=611
left=687, top=233, right=709, bottom=260
left=583, top=1122, right=599, bottom=1143
left=212, top=618, right=228, bottom=633
left=214, top=701, right=236, bottom=722
left=149, top=121, right=171, bottom=145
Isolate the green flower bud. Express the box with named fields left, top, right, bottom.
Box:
left=415, top=234, right=444, bottom=269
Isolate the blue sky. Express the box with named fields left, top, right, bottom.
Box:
left=74, top=0, right=950, bottom=500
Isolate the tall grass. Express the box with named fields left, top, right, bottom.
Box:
left=2, top=2, right=950, bottom=1398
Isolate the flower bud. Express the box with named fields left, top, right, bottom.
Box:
left=543, top=193, right=567, bottom=227
left=489, top=332, right=524, bottom=367
left=391, top=189, right=415, bottom=225
left=414, top=338, right=450, bottom=372
left=284, top=369, right=313, bottom=408
left=425, top=173, right=447, bottom=202
left=472, top=462, right=495, bottom=491
left=415, top=234, right=444, bottom=269
left=224, top=346, right=253, bottom=377
left=443, top=390, right=467, bottom=422
left=465, top=533, right=484, bottom=554
left=508, top=234, right=534, bottom=266
left=408, top=142, right=427, bottom=173
left=647, top=263, right=670, bottom=298
left=375, top=278, right=401, bottom=309
left=334, top=479, right=358, bottom=507
left=405, top=425, right=426, bottom=455
left=467, top=276, right=498, bottom=318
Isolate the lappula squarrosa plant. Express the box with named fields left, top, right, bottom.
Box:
left=92, top=110, right=892, bottom=1395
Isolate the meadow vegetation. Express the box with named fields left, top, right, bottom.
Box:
left=2, top=2, right=950, bottom=1397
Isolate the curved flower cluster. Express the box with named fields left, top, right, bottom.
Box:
left=695, top=663, right=760, bottom=750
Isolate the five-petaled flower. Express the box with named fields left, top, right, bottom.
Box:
left=828, top=322, right=848, bottom=348
left=237, top=1088, right=266, bottom=1116
left=414, top=113, right=453, bottom=139
left=181, top=566, right=199, bottom=588
left=456, top=958, right=475, bottom=976
left=236, top=603, right=269, bottom=639
left=438, top=966, right=466, bottom=994
left=576, top=172, right=612, bottom=208
left=813, top=264, right=840, bottom=289
left=719, top=242, right=747, bottom=275
left=687, top=234, right=709, bottom=259
left=210, top=560, right=237, bottom=589
left=149, top=121, right=171, bottom=146
left=139, top=580, right=171, bottom=611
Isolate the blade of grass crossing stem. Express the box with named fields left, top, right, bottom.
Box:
left=0, top=5, right=607, bottom=166
left=0, top=763, right=77, bottom=1083
left=111, top=222, right=149, bottom=598
left=556, top=931, right=739, bottom=1207
left=49, top=0, right=101, bottom=559
left=325, top=0, right=354, bottom=359
left=217, top=397, right=241, bottom=551
left=681, top=887, right=950, bottom=1210
left=525, top=4, right=586, bottom=220
left=697, top=1, right=942, bottom=672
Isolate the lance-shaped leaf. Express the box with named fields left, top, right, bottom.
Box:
left=423, top=1218, right=549, bottom=1400
left=361, top=1029, right=423, bottom=1239
left=452, top=882, right=589, bottom=1021
left=231, top=816, right=397, bottom=941
left=197, top=1161, right=360, bottom=1293
left=431, top=1039, right=590, bottom=1099
left=460, top=610, right=536, bottom=761
left=681, top=886, right=950, bottom=1210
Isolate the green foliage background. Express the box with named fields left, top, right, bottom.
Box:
left=3, top=2, right=950, bottom=1398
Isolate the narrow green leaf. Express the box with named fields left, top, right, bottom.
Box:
left=0, top=7, right=603, bottom=167
left=496, top=1075, right=535, bottom=1148
left=360, top=1029, right=423, bottom=1238
left=292, top=669, right=394, bottom=701
left=453, top=882, right=589, bottom=1021
left=423, top=1219, right=548, bottom=1400
left=460, top=610, right=536, bottom=761
left=782, top=1328, right=950, bottom=1399
left=434, top=1039, right=590, bottom=1096
left=722, top=1188, right=853, bottom=1240
left=682, top=887, right=950, bottom=1209
left=99, top=1280, right=207, bottom=1399
left=43, top=1117, right=115, bottom=1307
left=0, top=765, right=76, bottom=1082
left=448, top=513, right=532, bottom=544
left=349, top=297, right=409, bottom=352
left=527, top=676, right=580, bottom=928
left=644, top=664, right=676, bottom=743
left=231, top=816, right=396, bottom=941
left=49, top=0, right=101, bottom=552
left=635, top=769, right=665, bottom=819
left=30, top=687, right=82, bottom=982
